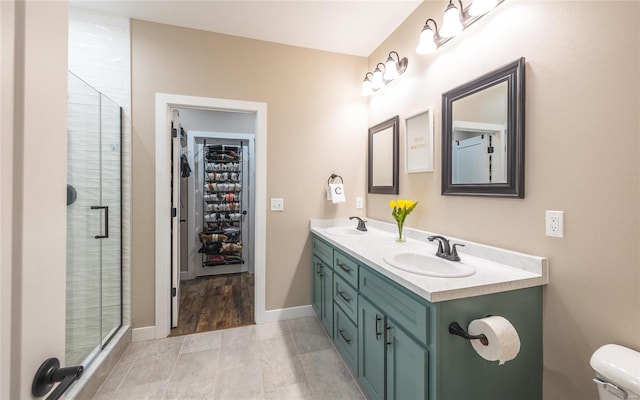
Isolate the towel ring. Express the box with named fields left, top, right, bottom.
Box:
left=327, top=174, right=344, bottom=185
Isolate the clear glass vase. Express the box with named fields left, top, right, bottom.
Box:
left=396, top=221, right=405, bottom=243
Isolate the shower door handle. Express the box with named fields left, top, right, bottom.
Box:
left=91, top=205, right=109, bottom=239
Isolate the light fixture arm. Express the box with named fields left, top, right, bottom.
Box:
left=393, top=53, right=408, bottom=76
left=387, top=51, right=400, bottom=63
left=454, top=0, right=467, bottom=18
left=423, top=18, right=442, bottom=42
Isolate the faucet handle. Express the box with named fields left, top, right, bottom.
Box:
left=450, top=243, right=465, bottom=261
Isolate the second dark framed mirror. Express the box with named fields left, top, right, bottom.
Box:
left=442, top=57, right=525, bottom=198
left=368, top=115, right=399, bottom=194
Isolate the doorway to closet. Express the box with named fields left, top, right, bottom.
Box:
left=170, top=108, right=256, bottom=336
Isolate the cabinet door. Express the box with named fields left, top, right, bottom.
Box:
left=320, top=268, right=334, bottom=337
left=312, top=257, right=323, bottom=316
left=358, top=296, right=385, bottom=400
left=386, top=320, right=428, bottom=400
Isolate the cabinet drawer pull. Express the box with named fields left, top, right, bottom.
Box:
left=337, top=290, right=352, bottom=303
left=316, top=263, right=321, bottom=275
left=336, top=261, right=352, bottom=274
left=386, top=324, right=392, bottom=348
left=338, top=328, right=352, bottom=344
left=375, top=315, right=382, bottom=340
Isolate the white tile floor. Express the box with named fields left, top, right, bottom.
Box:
left=92, top=316, right=365, bottom=400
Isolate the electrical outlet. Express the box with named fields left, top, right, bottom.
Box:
left=545, top=210, right=564, bottom=238
left=271, top=198, right=284, bottom=211
left=356, top=197, right=364, bottom=209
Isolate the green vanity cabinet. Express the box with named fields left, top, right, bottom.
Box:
left=312, top=238, right=334, bottom=337
left=334, top=304, right=358, bottom=372
left=358, top=294, right=429, bottom=400
left=310, top=234, right=542, bottom=400
left=358, top=296, right=385, bottom=400
left=386, top=318, right=428, bottom=400
left=311, top=256, right=333, bottom=337
left=332, top=249, right=361, bottom=374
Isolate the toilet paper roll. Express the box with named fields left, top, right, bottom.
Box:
left=468, top=316, right=521, bottom=365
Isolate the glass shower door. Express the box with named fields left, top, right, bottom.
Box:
left=66, top=72, right=103, bottom=366
left=99, top=94, right=122, bottom=345
left=66, top=72, right=122, bottom=366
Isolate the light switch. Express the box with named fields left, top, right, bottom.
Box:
left=271, top=198, right=284, bottom=211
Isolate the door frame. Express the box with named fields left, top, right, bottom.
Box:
left=155, top=93, right=267, bottom=339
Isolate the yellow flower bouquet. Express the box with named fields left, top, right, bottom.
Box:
left=389, top=199, right=419, bottom=242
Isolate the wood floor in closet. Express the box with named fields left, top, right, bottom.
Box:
left=169, top=272, right=254, bottom=336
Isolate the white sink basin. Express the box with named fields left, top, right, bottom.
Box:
left=324, top=226, right=368, bottom=237
left=383, top=252, right=476, bottom=278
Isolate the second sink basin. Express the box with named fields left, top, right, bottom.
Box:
left=324, top=226, right=368, bottom=237
left=383, top=252, right=476, bottom=278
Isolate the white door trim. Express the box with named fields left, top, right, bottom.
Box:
left=155, top=93, right=267, bottom=339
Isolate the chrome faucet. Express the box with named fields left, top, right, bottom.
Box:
left=349, top=216, right=368, bottom=232
left=427, top=235, right=465, bottom=262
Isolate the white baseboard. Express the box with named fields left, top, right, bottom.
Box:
left=257, top=304, right=316, bottom=324
left=180, top=271, right=190, bottom=281
left=132, top=326, right=156, bottom=342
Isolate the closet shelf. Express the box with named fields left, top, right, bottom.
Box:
left=200, top=140, right=245, bottom=272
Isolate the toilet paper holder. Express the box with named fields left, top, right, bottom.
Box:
left=449, top=322, right=489, bottom=346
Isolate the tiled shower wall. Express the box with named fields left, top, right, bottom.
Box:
left=67, top=8, right=131, bottom=363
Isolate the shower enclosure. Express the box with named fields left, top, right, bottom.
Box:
left=66, top=71, right=122, bottom=366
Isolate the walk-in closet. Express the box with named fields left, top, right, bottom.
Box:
left=170, top=109, right=256, bottom=336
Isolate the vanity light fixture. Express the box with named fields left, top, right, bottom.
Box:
left=361, top=72, right=374, bottom=96
left=361, top=52, right=409, bottom=96
left=384, top=51, right=408, bottom=81
left=416, top=0, right=504, bottom=55
left=416, top=19, right=441, bottom=55
left=440, top=0, right=464, bottom=38
left=371, top=63, right=386, bottom=90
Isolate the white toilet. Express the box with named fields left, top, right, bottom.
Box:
left=591, top=344, right=640, bottom=399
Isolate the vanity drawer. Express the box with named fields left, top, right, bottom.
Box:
left=333, top=250, right=359, bottom=288
left=312, top=236, right=333, bottom=267
left=334, top=305, right=358, bottom=374
left=359, top=267, right=430, bottom=346
left=334, top=275, right=358, bottom=324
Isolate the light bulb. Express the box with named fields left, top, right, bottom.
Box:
left=440, top=2, right=463, bottom=38
left=416, top=26, right=437, bottom=55
left=383, top=57, right=398, bottom=80
left=372, top=68, right=384, bottom=90
left=469, top=0, right=498, bottom=16
left=361, top=77, right=374, bottom=96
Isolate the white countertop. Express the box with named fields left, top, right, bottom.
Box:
left=310, top=218, right=548, bottom=303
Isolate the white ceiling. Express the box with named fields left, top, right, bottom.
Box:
left=70, top=0, right=423, bottom=57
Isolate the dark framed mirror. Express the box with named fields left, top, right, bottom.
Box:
left=368, top=115, right=399, bottom=194
left=442, top=57, right=525, bottom=198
